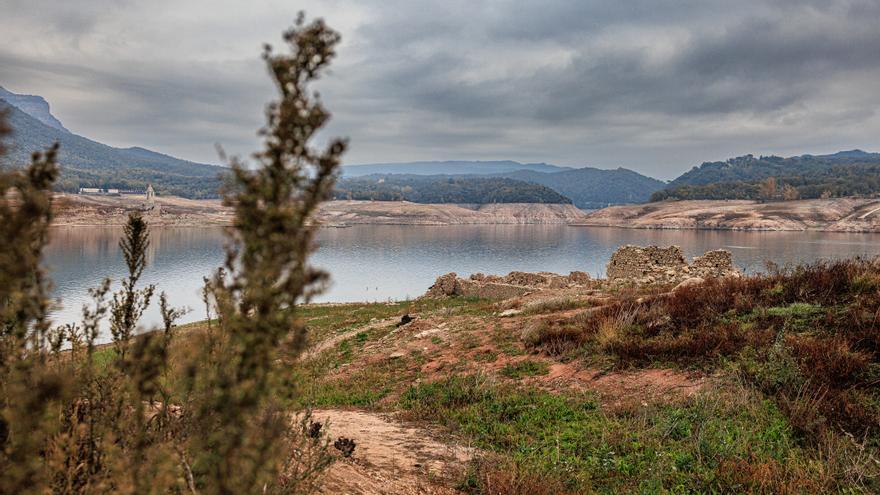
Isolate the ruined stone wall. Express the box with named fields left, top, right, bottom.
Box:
left=691, top=249, right=738, bottom=278
left=606, top=245, right=738, bottom=284
left=425, top=270, right=592, bottom=299
left=606, top=245, right=687, bottom=281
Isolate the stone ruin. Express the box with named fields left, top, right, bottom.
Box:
left=606, top=245, right=739, bottom=284
left=424, top=245, right=739, bottom=299
left=425, top=270, right=592, bottom=299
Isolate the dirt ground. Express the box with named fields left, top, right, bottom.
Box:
left=316, top=409, right=473, bottom=495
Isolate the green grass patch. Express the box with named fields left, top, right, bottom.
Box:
left=500, top=359, right=549, bottom=379
left=399, top=375, right=840, bottom=493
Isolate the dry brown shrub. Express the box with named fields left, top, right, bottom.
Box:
left=472, top=458, right=579, bottom=495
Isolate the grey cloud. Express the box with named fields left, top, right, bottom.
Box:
left=2, top=0, right=880, bottom=178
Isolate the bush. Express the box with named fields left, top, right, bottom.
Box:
left=0, top=15, right=345, bottom=494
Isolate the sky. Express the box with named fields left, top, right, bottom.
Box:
left=1, top=0, right=880, bottom=179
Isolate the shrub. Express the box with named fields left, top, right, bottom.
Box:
left=0, top=14, right=345, bottom=494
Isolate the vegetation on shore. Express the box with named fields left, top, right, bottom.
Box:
left=291, top=260, right=880, bottom=493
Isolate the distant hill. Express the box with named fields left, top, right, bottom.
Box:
left=496, top=167, right=666, bottom=209
left=653, top=151, right=880, bottom=201
left=342, top=160, right=571, bottom=176
left=334, top=174, right=572, bottom=204
left=343, top=160, right=665, bottom=209
left=0, top=98, right=226, bottom=198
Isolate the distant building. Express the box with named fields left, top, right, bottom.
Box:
left=78, top=186, right=151, bottom=197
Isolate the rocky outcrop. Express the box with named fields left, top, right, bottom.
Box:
left=606, top=245, right=739, bottom=285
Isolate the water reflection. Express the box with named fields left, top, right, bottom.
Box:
left=45, top=225, right=880, bottom=339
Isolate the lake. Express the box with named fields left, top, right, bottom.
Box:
left=45, top=225, right=880, bottom=335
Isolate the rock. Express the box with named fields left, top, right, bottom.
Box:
left=673, top=277, right=705, bottom=292
left=519, top=322, right=545, bottom=347
left=425, top=272, right=460, bottom=297
left=567, top=271, right=591, bottom=285
left=503, top=271, right=550, bottom=286
left=333, top=437, right=356, bottom=458
left=396, top=314, right=415, bottom=327
left=499, top=308, right=523, bottom=317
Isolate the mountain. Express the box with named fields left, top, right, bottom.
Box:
left=0, top=99, right=226, bottom=198
left=0, top=85, right=69, bottom=132
left=334, top=174, right=572, bottom=204
left=342, top=160, right=572, bottom=176
left=653, top=151, right=880, bottom=201
left=343, top=160, right=665, bottom=209
left=495, top=167, right=666, bottom=209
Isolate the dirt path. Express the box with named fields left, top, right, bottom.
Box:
left=315, top=409, right=473, bottom=495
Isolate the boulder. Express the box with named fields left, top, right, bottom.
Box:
left=567, top=271, right=591, bottom=285
left=425, top=272, right=460, bottom=297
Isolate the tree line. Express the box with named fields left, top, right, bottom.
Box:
left=652, top=164, right=880, bottom=202
left=334, top=175, right=573, bottom=204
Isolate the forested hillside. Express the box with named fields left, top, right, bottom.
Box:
left=653, top=151, right=880, bottom=201
left=345, top=161, right=667, bottom=209
left=0, top=100, right=226, bottom=198
left=333, top=174, right=572, bottom=204
left=498, top=167, right=666, bottom=208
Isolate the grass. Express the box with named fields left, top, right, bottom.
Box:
left=520, top=297, right=595, bottom=316
left=398, top=374, right=867, bottom=493
left=500, top=359, right=549, bottom=379
left=527, top=259, right=880, bottom=440
left=280, top=269, right=880, bottom=493
left=300, top=296, right=493, bottom=344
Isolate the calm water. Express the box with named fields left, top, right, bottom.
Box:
left=45, top=225, right=880, bottom=335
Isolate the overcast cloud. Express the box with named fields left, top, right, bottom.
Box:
left=1, top=0, right=879, bottom=178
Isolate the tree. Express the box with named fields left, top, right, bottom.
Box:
left=781, top=183, right=800, bottom=201
left=760, top=177, right=778, bottom=202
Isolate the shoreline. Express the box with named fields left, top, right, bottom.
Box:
left=50, top=193, right=880, bottom=233
left=575, top=197, right=880, bottom=233
left=50, top=194, right=590, bottom=227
